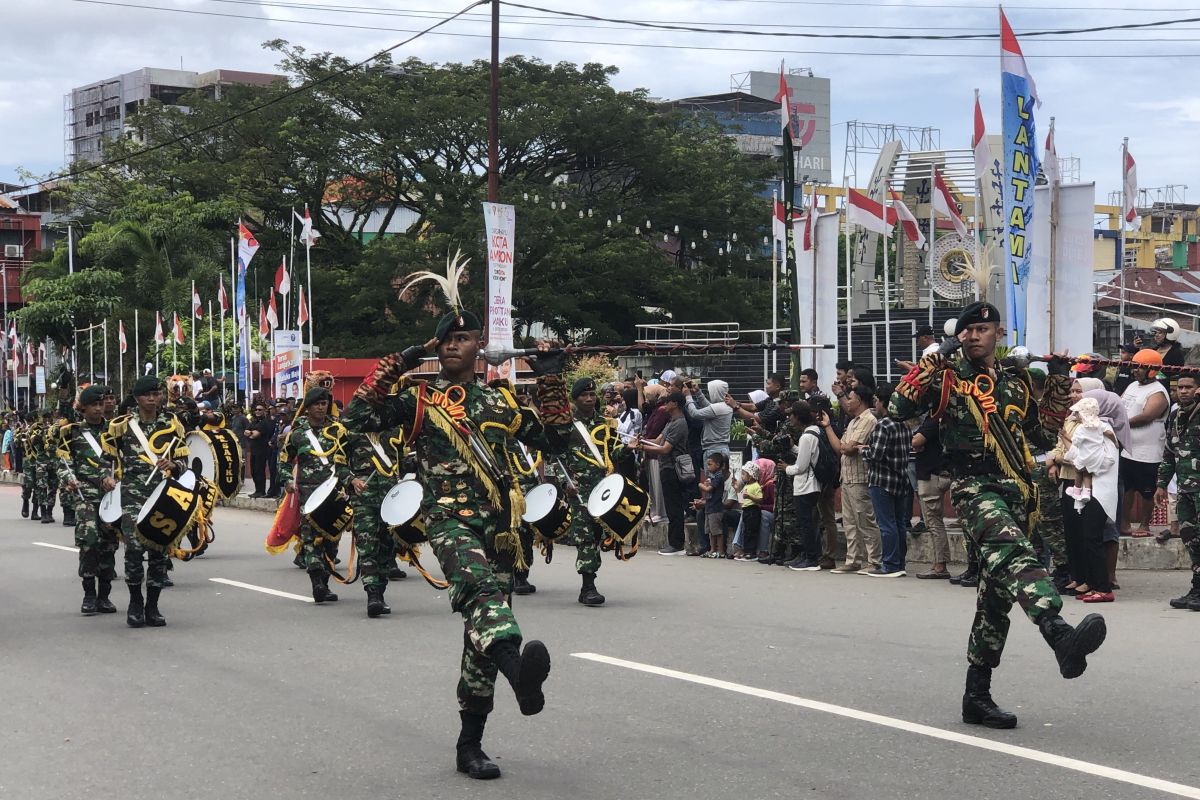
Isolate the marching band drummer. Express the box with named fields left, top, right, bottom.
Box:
left=105, top=376, right=190, bottom=628
left=344, top=269, right=572, bottom=781
left=57, top=385, right=120, bottom=616
left=279, top=386, right=355, bottom=604
left=344, top=423, right=405, bottom=618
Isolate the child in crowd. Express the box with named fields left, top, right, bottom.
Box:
left=697, top=453, right=729, bottom=558
left=1064, top=397, right=1116, bottom=512
left=738, top=461, right=764, bottom=561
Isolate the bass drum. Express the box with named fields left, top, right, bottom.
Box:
left=380, top=479, right=427, bottom=545
left=301, top=476, right=354, bottom=537
left=185, top=429, right=243, bottom=500
left=587, top=474, right=649, bottom=547
left=135, top=470, right=202, bottom=553
left=99, top=482, right=123, bottom=525
left=522, top=483, right=572, bottom=541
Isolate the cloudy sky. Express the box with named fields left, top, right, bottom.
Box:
left=5, top=0, right=1200, bottom=204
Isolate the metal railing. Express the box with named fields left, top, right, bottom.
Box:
left=635, top=322, right=740, bottom=345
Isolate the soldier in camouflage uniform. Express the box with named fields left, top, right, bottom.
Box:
left=280, top=387, right=355, bottom=604
left=26, top=413, right=49, bottom=522
left=752, top=389, right=800, bottom=563
left=344, top=306, right=570, bottom=781
left=105, top=376, right=190, bottom=628
left=345, top=425, right=405, bottom=616
left=890, top=302, right=1107, bottom=729
left=561, top=376, right=624, bottom=606
left=57, top=385, right=120, bottom=615
left=16, top=415, right=34, bottom=519
left=40, top=411, right=63, bottom=524
left=1156, top=373, right=1200, bottom=611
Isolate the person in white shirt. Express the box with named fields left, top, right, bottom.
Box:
left=1119, top=349, right=1171, bottom=536
left=894, top=325, right=940, bottom=372
left=783, top=401, right=823, bottom=571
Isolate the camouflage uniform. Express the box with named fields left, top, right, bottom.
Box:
left=105, top=412, right=190, bottom=589
left=345, top=363, right=570, bottom=715
left=40, top=423, right=62, bottom=513
left=1158, top=401, right=1200, bottom=586
left=1030, top=461, right=1067, bottom=570
left=26, top=422, right=46, bottom=512
left=56, top=420, right=119, bottom=581
left=279, top=417, right=354, bottom=574
left=562, top=408, right=623, bottom=575
left=18, top=423, right=37, bottom=514
left=890, top=353, right=1071, bottom=668
left=345, top=429, right=404, bottom=590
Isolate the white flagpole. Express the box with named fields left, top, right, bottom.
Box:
left=289, top=207, right=297, bottom=330
left=282, top=254, right=289, bottom=332
left=771, top=188, right=778, bottom=374
left=88, top=325, right=94, bottom=383
left=306, top=235, right=314, bottom=372
left=134, top=308, right=140, bottom=381
left=208, top=300, right=215, bottom=373
left=155, top=313, right=159, bottom=377
left=230, top=237, right=238, bottom=401
left=190, top=281, right=196, bottom=374
left=973, top=88, right=982, bottom=302
left=883, top=206, right=892, bottom=382
left=69, top=224, right=78, bottom=376
left=172, top=314, right=177, bottom=375
left=119, top=321, right=123, bottom=397
left=844, top=180, right=853, bottom=362
left=1119, top=137, right=1128, bottom=341
left=809, top=188, right=818, bottom=371
left=103, top=320, right=108, bottom=385
left=1048, top=117, right=1060, bottom=351
left=929, top=172, right=937, bottom=330
left=220, top=297, right=226, bottom=390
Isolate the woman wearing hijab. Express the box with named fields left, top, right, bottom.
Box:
left=641, top=383, right=669, bottom=523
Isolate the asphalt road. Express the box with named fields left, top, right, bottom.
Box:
left=2, top=483, right=1199, bottom=800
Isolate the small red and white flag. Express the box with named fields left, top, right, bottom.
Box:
left=173, top=313, right=185, bottom=346
left=846, top=188, right=896, bottom=235
left=1123, top=147, right=1139, bottom=228
left=6, top=322, right=18, bottom=352
left=932, top=169, right=969, bottom=239
left=1044, top=125, right=1061, bottom=185
left=154, top=312, right=165, bottom=345
left=192, top=284, right=203, bottom=320
left=259, top=304, right=270, bottom=338
left=295, top=205, right=321, bottom=247
left=802, top=186, right=818, bottom=251
left=37, top=342, right=44, bottom=365
left=972, top=94, right=991, bottom=182
left=1000, top=9, right=1040, bottom=108
left=119, top=320, right=127, bottom=354
left=297, top=288, right=310, bottom=327
left=218, top=274, right=230, bottom=314
left=24, top=342, right=32, bottom=368
left=772, top=196, right=788, bottom=243
left=889, top=192, right=927, bottom=250
left=237, top=221, right=260, bottom=274
left=274, top=259, right=291, bottom=296
left=266, top=293, right=279, bottom=330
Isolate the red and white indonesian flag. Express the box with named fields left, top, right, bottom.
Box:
left=973, top=95, right=991, bottom=182
left=237, top=221, right=260, bottom=274
left=259, top=304, right=270, bottom=338
left=846, top=188, right=896, bottom=235
left=173, top=313, right=185, bottom=346
left=266, top=293, right=279, bottom=329
left=218, top=274, right=230, bottom=314
left=154, top=311, right=165, bottom=345
left=192, top=285, right=203, bottom=319
left=274, top=259, right=290, bottom=296
left=1123, top=148, right=1139, bottom=228
left=1000, top=10, right=1040, bottom=107
left=772, top=196, right=787, bottom=243
left=119, top=321, right=127, bottom=354
left=1044, top=126, right=1061, bottom=185
left=890, top=192, right=926, bottom=249
left=297, top=288, right=310, bottom=327
left=6, top=322, right=17, bottom=352
left=933, top=169, right=969, bottom=239
left=802, top=186, right=818, bottom=251
left=295, top=205, right=321, bottom=247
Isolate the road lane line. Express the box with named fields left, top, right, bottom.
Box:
left=33, top=542, right=78, bottom=553
left=572, top=652, right=1200, bottom=800
left=209, top=577, right=313, bottom=603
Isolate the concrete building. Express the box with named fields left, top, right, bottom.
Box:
left=65, top=67, right=284, bottom=165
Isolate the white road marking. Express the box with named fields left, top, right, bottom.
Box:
left=209, top=578, right=314, bottom=603
left=572, top=652, right=1200, bottom=800
left=32, top=541, right=78, bottom=553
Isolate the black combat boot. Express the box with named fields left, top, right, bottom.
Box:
left=455, top=711, right=501, bottom=780
left=144, top=586, right=166, bottom=627
left=1169, top=573, right=1200, bottom=609
left=388, top=562, right=408, bottom=581
left=578, top=572, right=605, bottom=606
left=513, top=570, right=536, bottom=595
left=96, top=580, right=117, bottom=613
left=62, top=505, right=76, bottom=527
left=20, top=495, right=29, bottom=518
left=293, top=551, right=306, bottom=569
left=310, top=571, right=338, bottom=603
left=1039, top=612, right=1106, bottom=679
left=366, top=587, right=390, bottom=618
left=80, top=578, right=98, bottom=616
left=30, top=502, right=40, bottom=521
left=490, top=640, right=551, bottom=716
left=41, top=505, right=54, bottom=524
left=961, top=665, right=1018, bottom=729
left=955, top=566, right=980, bottom=587
left=126, top=584, right=146, bottom=628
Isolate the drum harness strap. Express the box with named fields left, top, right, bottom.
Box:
left=302, top=427, right=361, bottom=585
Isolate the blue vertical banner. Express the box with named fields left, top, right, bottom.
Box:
left=237, top=221, right=259, bottom=394
left=1000, top=10, right=1039, bottom=346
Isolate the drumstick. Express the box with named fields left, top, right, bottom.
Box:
left=60, top=457, right=86, bottom=502
left=144, top=434, right=182, bottom=486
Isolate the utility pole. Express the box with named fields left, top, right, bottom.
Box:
left=487, top=0, right=500, bottom=203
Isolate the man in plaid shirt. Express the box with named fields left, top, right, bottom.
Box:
left=861, top=383, right=911, bottom=577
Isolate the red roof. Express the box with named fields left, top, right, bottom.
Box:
left=1094, top=268, right=1200, bottom=310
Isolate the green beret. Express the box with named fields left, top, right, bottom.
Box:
left=954, top=302, right=1001, bottom=335
left=434, top=310, right=482, bottom=342
left=79, top=386, right=106, bottom=406
left=133, top=376, right=161, bottom=396
left=778, top=389, right=800, bottom=403
left=303, top=387, right=332, bottom=408
left=571, top=376, right=596, bottom=399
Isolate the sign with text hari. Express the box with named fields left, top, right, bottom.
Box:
left=1000, top=9, right=1039, bottom=346
left=483, top=202, right=516, bottom=383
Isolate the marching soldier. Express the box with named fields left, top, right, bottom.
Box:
left=105, top=376, right=190, bottom=628
left=279, top=387, right=354, bottom=603
left=26, top=412, right=46, bottom=521
left=344, top=291, right=570, bottom=781
left=1156, top=373, right=1200, bottom=612
left=561, top=376, right=624, bottom=606
left=345, top=424, right=405, bottom=617
left=57, top=385, right=120, bottom=615
left=890, top=302, right=1107, bottom=729
left=16, top=414, right=34, bottom=518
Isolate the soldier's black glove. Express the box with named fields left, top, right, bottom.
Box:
left=399, top=345, right=427, bottom=372
left=1046, top=354, right=1071, bottom=376
left=528, top=348, right=567, bottom=377
left=937, top=336, right=963, bottom=357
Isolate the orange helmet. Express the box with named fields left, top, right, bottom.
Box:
left=1132, top=348, right=1164, bottom=377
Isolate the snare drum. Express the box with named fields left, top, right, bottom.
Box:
left=380, top=479, right=427, bottom=545
left=587, top=474, right=649, bottom=547
left=184, top=429, right=243, bottom=500
left=99, top=483, right=123, bottom=524
left=135, top=470, right=202, bottom=552
left=301, top=476, right=354, bottom=537
left=521, top=483, right=572, bottom=540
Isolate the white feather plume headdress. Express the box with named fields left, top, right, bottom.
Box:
left=398, top=249, right=470, bottom=322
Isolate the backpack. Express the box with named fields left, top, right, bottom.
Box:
left=805, top=429, right=841, bottom=487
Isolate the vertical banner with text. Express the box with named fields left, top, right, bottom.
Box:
left=483, top=202, right=516, bottom=383
left=273, top=329, right=302, bottom=399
